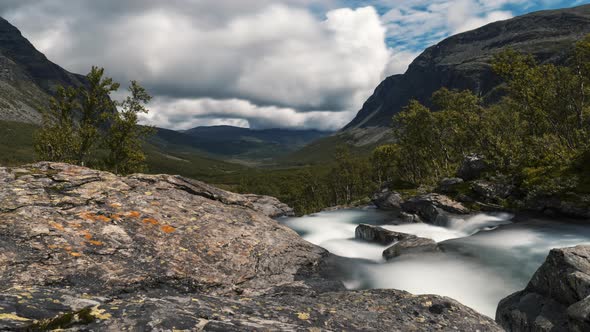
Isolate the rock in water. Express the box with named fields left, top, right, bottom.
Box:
left=496, top=245, right=590, bottom=332
left=371, top=189, right=404, bottom=212
left=355, top=224, right=439, bottom=260
left=401, top=193, right=470, bottom=225
left=355, top=223, right=408, bottom=245
left=382, top=237, right=439, bottom=260
left=0, top=162, right=501, bottom=331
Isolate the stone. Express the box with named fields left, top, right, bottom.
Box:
left=471, top=180, right=514, bottom=203
left=382, top=236, right=439, bottom=260
left=371, top=189, right=403, bottom=212
left=355, top=224, right=409, bottom=245
left=496, top=245, right=590, bottom=332
left=401, top=193, right=470, bottom=225
left=458, top=154, right=488, bottom=181
left=437, top=177, right=464, bottom=194
left=399, top=211, right=423, bottom=224
left=0, top=162, right=501, bottom=331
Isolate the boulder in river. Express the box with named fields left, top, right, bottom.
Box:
left=355, top=223, right=408, bottom=245
left=371, top=189, right=404, bottom=212
left=401, top=193, right=470, bottom=225
left=0, top=162, right=500, bottom=331
left=382, top=236, right=439, bottom=260
left=496, top=245, right=590, bottom=332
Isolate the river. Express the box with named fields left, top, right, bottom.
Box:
left=280, top=207, right=590, bottom=317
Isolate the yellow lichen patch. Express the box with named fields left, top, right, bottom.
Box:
left=89, top=240, right=104, bottom=246
left=70, top=223, right=82, bottom=229
left=0, top=313, right=31, bottom=321
left=297, top=312, right=310, bottom=320
left=49, top=222, right=65, bottom=231
left=90, top=306, right=111, bottom=320
left=127, top=211, right=141, bottom=219
left=161, top=225, right=176, bottom=233
left=144, top=191, right=153, bottom=196
left=70, top=252, right=82, bottom=257
left=150, top=202, right=160, bottom=206
left=142, top=218, right=159, bottom=226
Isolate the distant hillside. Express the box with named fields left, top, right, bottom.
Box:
left=158, top=125, right=333, bottom=162
left=0, top=17, right=87, bottom=124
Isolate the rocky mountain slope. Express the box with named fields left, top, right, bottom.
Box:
left=0, top=162, right=501, bottom=331
left=346, top=4, right=590, bottom=131
left=0, top=17, right=87, bottom=124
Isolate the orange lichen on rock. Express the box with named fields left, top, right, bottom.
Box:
left=161, top=225, right=176, bottom=233
left=82, top=231, right=93, bottom=240
left=49, top=222, right=65, bottom=231
left=48, top=244, right=59, bottom=249
left=70, top=252, right=82, bottom=257
left=127, top=211, right=141, bottom=219
left=89, top=240, right=104, bottom=246
left=111, top=214, right=123, bottom=221
left=79, top=212, right=111, bottom=223
left=95, top=215, right=111, bottom=223
left=142, top=218, right=159, bottom=225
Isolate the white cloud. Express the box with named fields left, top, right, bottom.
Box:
left=1, top=1, right=390, bottom=130
left=141, top=97, right=354, bottom=131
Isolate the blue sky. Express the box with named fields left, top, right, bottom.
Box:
left=366, top=0, right=590, bottom=52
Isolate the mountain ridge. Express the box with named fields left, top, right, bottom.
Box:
left=0, top=16, right=87, bottom=124
left=344, top=3, right=590, bottom=130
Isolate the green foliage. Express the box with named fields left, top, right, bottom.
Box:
left=76, top=66, right=120, bottom=166
left=34, top=67, right=153, bottom=175
left=34, top=86, right=80, bottom=163
left=378, top=36, right=590, bottom=202
left=104, top=81, right=155, bottom=175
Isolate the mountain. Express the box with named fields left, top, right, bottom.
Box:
left=344, top=5, right=590, bottom=130
left=286, top=4, right=590, bottom=164
left=346, top=4, right=590, bottom=131
left=150, top=125, right=332, bottom=163
left=0, top=17, right=87, bottom=124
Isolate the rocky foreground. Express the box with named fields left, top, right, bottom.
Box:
left=0, top=163, right=501, bottom=331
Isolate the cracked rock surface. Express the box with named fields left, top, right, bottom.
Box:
left=0, top=162, right=501, bottom=331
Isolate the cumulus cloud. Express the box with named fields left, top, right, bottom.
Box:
left=0, top=0, right=579, bottom=129
left=142, top=97, right=355, bottom=131
left=0, top=1, right=390, bottom=130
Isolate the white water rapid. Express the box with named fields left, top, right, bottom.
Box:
left=281, top=207, right=590, bottom=317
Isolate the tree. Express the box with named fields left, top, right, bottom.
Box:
left=75, top=66, right=120, bottom=166
left=35, top=66, right=154, bottom=174
left=104, top=81, right=154, bottom=175
left=34, top=86, right=80, bottom=163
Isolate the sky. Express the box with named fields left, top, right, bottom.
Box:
left=0, top=0, right=588, bottom=131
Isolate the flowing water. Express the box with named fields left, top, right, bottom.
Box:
left=280, top=207, right=590, bottom=317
